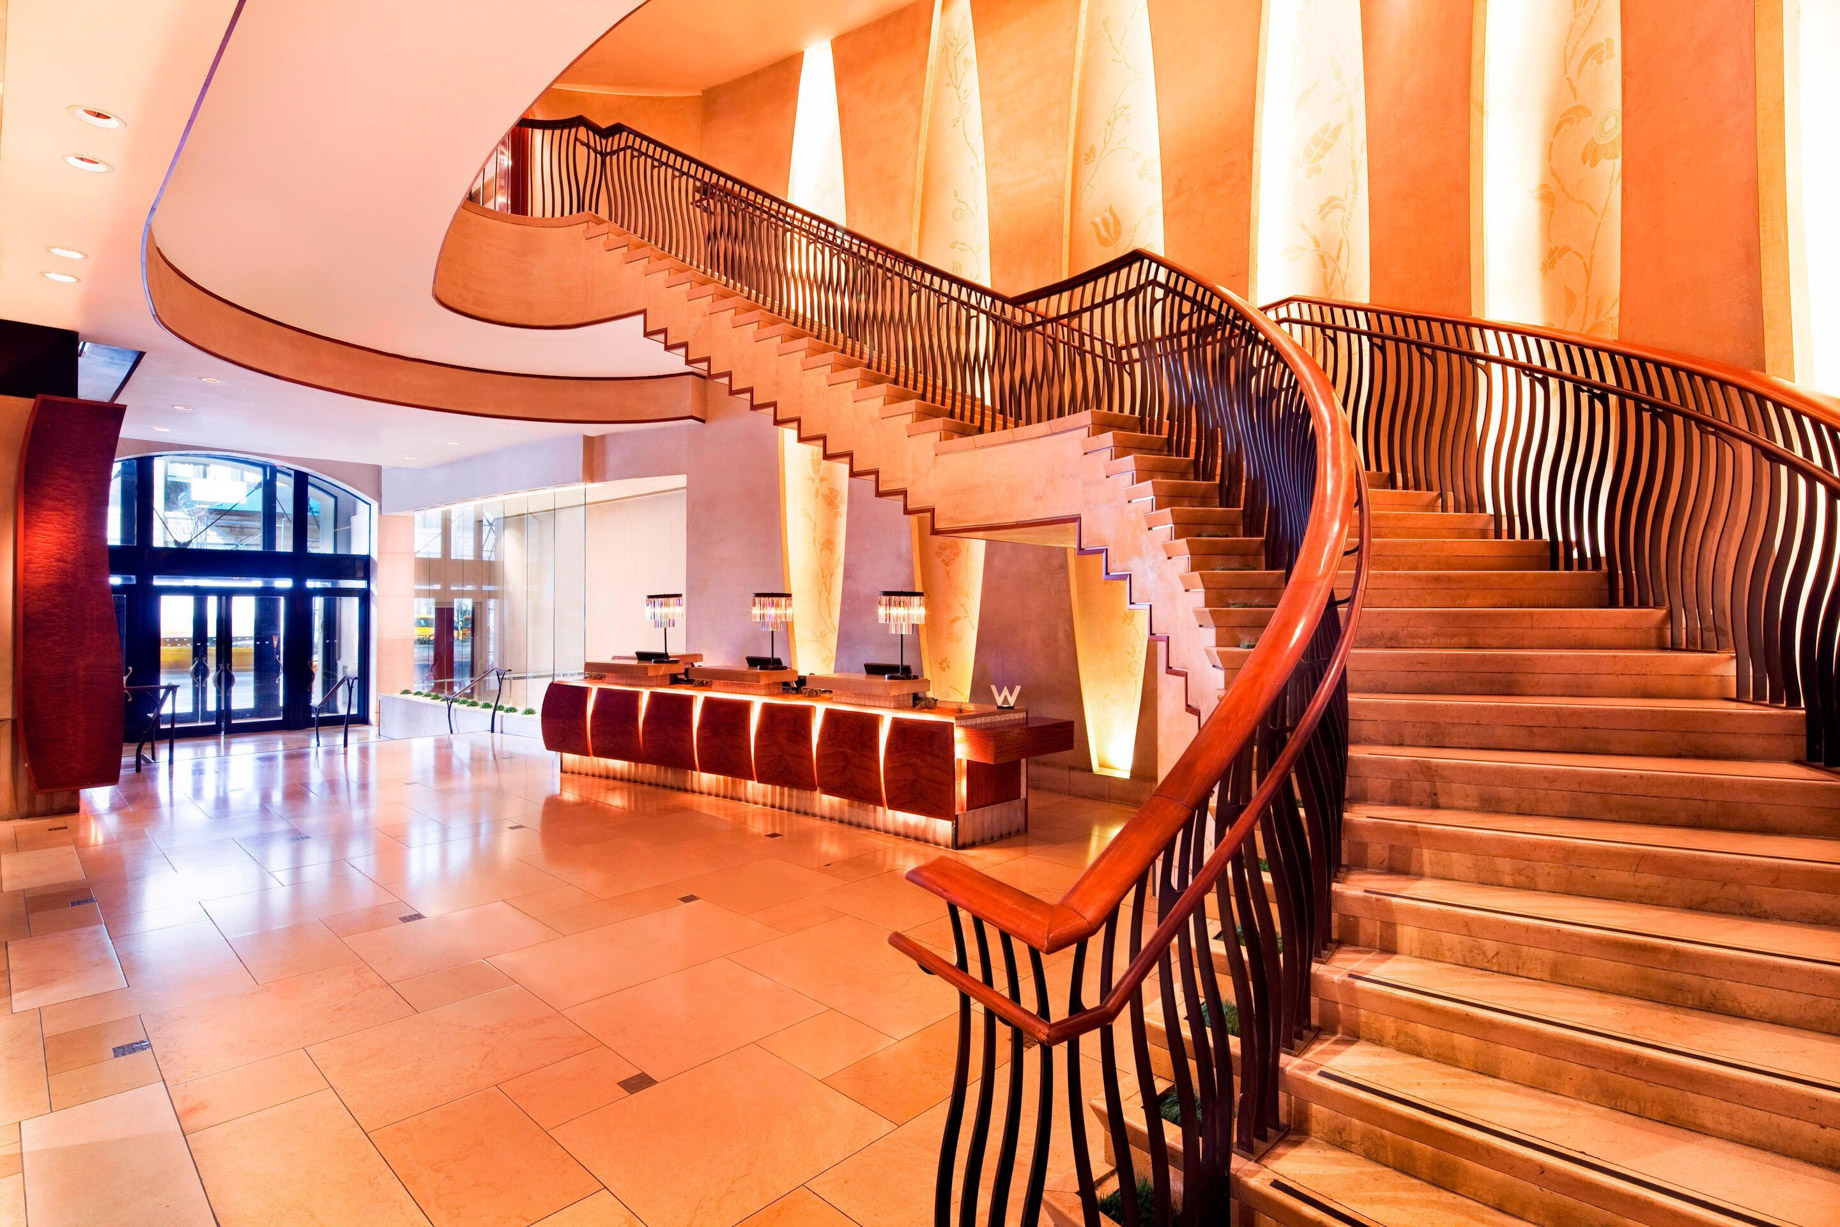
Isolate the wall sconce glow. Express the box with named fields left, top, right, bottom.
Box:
left=1067, top=549, right=1146, bottom=778
left=917, top=0, right=992, bottom=282
left=1791, top=0, right=1840, bottom=390
left=789, top=40, right=846, bottom=225
left=1069, top=0, right=1165, bottom=266
left=63, top=154, right=113, bottom=173
left=41, top=271, right=80, bottom=284
left=46, top=247, right=86, bottom=260
left=67, top=105, right=124, bottom=129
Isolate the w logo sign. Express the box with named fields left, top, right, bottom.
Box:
left=990, top=684, right=1021, bottom=709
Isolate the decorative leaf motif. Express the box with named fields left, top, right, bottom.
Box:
left=1091, top=205, right=1123, bottom=250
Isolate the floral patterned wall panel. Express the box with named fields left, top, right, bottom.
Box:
left=780, top=43, right=851, bottom=676
left=918, top=0, right=993, bottom=281
left=1483, top=0, right=1622, bottom=335
left=1069, top=0, right=1165, bottom=270
left=1066, top=547, right=1147, bottom=777
left=911, top=525, right=986, bottom=701
left=1255, top=0, right=1371, bottom=304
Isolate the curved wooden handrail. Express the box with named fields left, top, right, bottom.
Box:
left=899, top=276, right=1360, bottom=956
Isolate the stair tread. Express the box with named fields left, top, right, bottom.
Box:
left=1350, top=741, right=1840, bottom=783
left=1351, top=691, right=1794, bottom=715
left=1298, top=1037, right=1840, bottom=1225
left=1242, top=1136, right=1537, bottom=1227
left=1319, top=945, right=1840, bottom=1101
left=1346, top=803, right=1840, bottom=867
left=1337, top=869, right=1840, bottom=967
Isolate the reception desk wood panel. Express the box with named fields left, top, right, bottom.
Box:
left=542, top=679, right=1073, bottom=848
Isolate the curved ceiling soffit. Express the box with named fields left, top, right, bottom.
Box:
left=145, top=238, right=703, bottom=425
left=144, top=0, right=691, bottom=408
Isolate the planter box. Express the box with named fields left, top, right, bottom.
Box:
left=379, top=694, right=542, bottom=741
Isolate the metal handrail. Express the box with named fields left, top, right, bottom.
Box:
left=444, top=667, right=511, bottom=734
left=123, top=683, right=180, bottom=771
left=311, top=674, right=360, bottom=748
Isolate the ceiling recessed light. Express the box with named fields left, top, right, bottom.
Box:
left=151, top=425, right=172, bottom=433
left=46, top=246, right=87, bottom=260
left=445, top=441, right=459, bottom=446
left=68, top=106, right=125, bottom=129
left=403, top=456, right=417, bottom=462
left=64, top=154, right=113, bottom=173
left=199, top=376, right=222, bottom=385
left=41, top=271, right=80, bottom=284
left=172, top=404, right=192, bottom=412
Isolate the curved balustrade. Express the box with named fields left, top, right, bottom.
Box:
left=1268, top=297, right=1840, bottom=766
left=470, top=118, right=1368, bottom=1222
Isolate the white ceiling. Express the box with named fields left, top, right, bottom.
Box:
left=0, top=0, right=686, bottom=468
left=559, top=0, right=921, bottom=95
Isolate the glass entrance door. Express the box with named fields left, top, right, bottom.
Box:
left=308, top=592, right=367, bottom=723
left=157, top=591, right=286, bottom=734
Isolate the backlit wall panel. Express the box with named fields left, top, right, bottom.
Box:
left=918, top=0, right=993, bottom=281
left=1482, top=0, right=1622, bottom=335
left=1068, top=0, right=1165, bottom=267
left=1254, top=0, right=1371, bottom=304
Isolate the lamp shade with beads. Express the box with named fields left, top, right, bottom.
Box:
left=876, top=590, right=926, bottom=632
left=750, top=592, right=792, bottom=627
left=644, top=594, right=684, bottom=629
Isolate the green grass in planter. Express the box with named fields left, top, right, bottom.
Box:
left=1220, top=925, right=1283, bottom=955
left=1191, top=998, right=1240, bottom=1037
left=1095, top=1177, right=1159, bottom=1227
left=522, top=707, right=536, bottom=715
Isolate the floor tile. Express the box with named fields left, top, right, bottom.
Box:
left=554, top=1046, right=890, bottom=1227
left=0, top=1172, right=19, bottom=1227
left=372, top=1087, right=599, bottom=1227
left=20, top=1082, right=214, bottom=1227
left=43, top=1014, right=145, bottom=1075
left=393, top=959, right=515, bottom=1011
left=187, top=1088, right=429, bottom=1226
left=143, top=959, right=412, bottom=1083
left=739, top=1187, right=860, bottom=1226
left=531, top=1190, right=644, bottom=1226
left=812, top=871, right=949, bottom=931
left=493, top=899, right=781, bottom=1009
left=391, top=859, right=573, bottom=917
left=0, top=1011, right=48, bottom=1128
left=0, top=847, right=84, bottom=894
left=344, top=900, right=558, bottom=982
left=7, top=924, right=124, bottom=1011
left=671, top=858, right=845, bottom=915
left=731, top=916, right=958, bottom=1039
left=499, top=1045, right=640, bottom=1128
left=758, top=1010, right=896, bottom=1079
left=227, top=919, right=360, bottom=983
left=752, top=899, right=848, bottom=934
left=47, top=1047, right=161, bottom=1110
left=567, top=957, right=824, bottom=1079
left=309, top=985, right=596, bottom=1129
left=541, top=885, right=689, bottom=935
left=201, top=873, right=401, bottom=939
left=822, top=1015, right=990, bottom=1124
left=169, top=1049, right=327, bottom=1134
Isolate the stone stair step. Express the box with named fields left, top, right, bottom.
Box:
left=1348, top=693, right=1804, bottom=758
left=1145, top=506, right=1242, bottom=534
left=1084, top=430, right=1171, bottom=456
left=1343, top=803, right=1840, bottom=923
left=1104, top=453, right=1194, bottom=479
left=1186, top=570, right=1609, bottom=610
left=1289, top=1037, right=1840, bottom=1227
left=1236, top=1136, right=1539, bottom=1227
left=1127, top=478, right=1218, bottom=507
left=1366, top=538, right=1554, bottom=571
left=1333, top=869, right=1840, bottom=1033
left=1347, top=744, right=1840, bottom=834
left=1367, top=489, right=1442, bottom=511
left=1341, top=648, right=1736, bottom=699
left=1367, top=510, right=1495, bottom=539
left=1163, top=536, right=1264, bottom=566
left=1198, top=605, right=1672, bottom=650
left=1313, top=946, right=1840, bottom=1169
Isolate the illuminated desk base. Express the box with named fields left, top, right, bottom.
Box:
left=542, top=680, right=1072, bottom=849
left=558, top=753, right=1027, bottom=848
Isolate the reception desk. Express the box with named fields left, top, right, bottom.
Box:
left=540, top=678, right=1073, bottom=847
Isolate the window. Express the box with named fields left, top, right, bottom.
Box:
left=308, top=477, right=371, bottom=555
left=414, top=509, right=445, bottom=558
left=450, top=505, right=476, bottom=561
left=154, top=456, right=268, bottom=550
left=107, top=460, right=137, bottom=546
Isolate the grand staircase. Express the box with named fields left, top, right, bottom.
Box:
left=1100, top=473, right=1840, bottom=1227
left=451, top=120, right=1840, bottom=1226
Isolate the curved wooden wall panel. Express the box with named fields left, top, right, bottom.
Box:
left=146, top=237, right=703, bottom=425
left=17, top=397, right=125, bottom=793
left=540, top=682, right=593, bottom=756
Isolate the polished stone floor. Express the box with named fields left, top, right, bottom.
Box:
left=1, top=732, right=1128, bottom=1226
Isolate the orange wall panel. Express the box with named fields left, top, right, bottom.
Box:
left=1360, top=0, right=1477, bottom=315
left=702, top=53, right=804, bottom=196
left=971, top=0, right=1082, bottom=291
left=529, top=88, right=704, bottom=155
left=1620, top=0, right=1766, bottom=368
left=1148, top=0, right=1261, bottom=296
left=834, top=0, right=935, bottom=252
